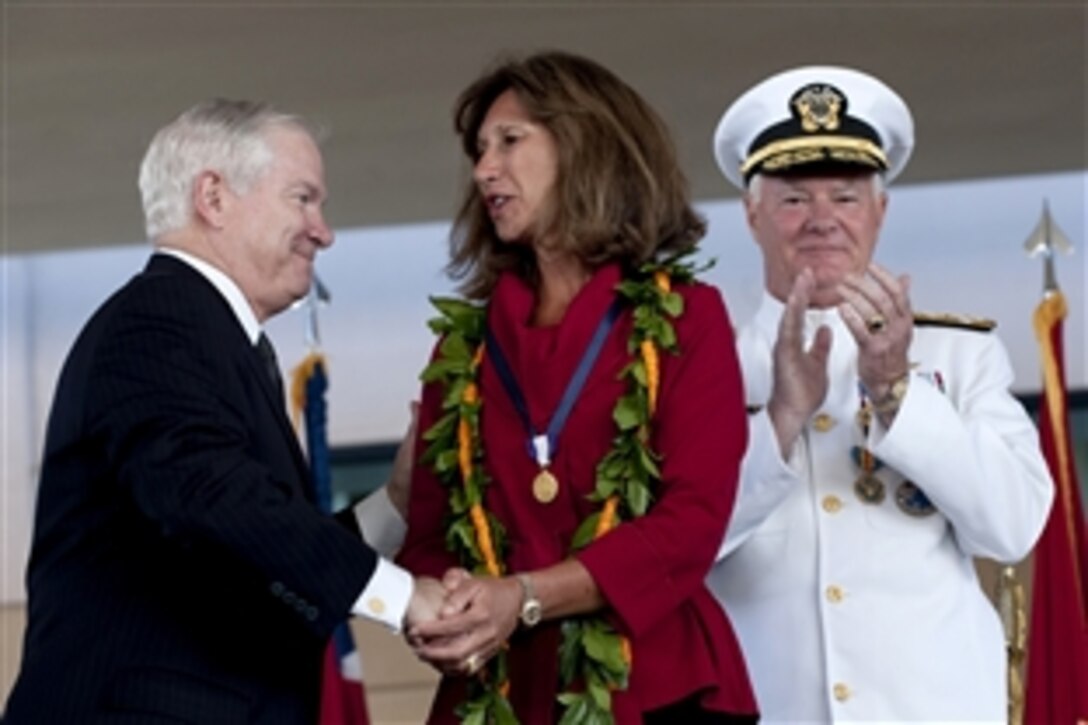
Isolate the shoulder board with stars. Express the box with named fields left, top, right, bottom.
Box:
left=912, top=311, right=996, bottom=332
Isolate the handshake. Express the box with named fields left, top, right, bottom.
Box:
left=403, top=568, right=524, bottom=676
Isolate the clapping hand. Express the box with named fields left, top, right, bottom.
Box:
left=768, top=267, right=832, bottom=455
left=837, top=262, right=912, bottom=410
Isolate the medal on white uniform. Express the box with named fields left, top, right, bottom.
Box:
left=853, top=392, right=886, bottom=505
left=854, top=472, right=886, bottom=504
left=855, top=387, right=937, bottom=516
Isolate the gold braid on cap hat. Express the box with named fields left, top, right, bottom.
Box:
left=741, top=81, right=888, bottom=179
left=741, top=135, right=887, bottom=177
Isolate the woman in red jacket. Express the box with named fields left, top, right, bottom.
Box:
left=399, top=50, right=756, bottom=724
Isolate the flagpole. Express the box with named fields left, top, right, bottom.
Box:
left=290, top=274, right=372, bottom=724
left=999, top=564, right=1026, bottom=725
left=305, top=274, right=331, bottom=351
left=290, top=275, right=331, bottom=429
left=999, top=200, right=1071, bottom=725
left=1020, top=200, right=1088, bottom=724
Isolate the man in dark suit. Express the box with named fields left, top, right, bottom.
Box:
left=4, top=99, right=443, bottom=724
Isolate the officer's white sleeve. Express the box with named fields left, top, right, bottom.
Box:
left=717, top=408, right=800, bottom=560
left=352, top=486, right=407, bottom=558
left=351, top=558, right=413, bottom=632
left=869, top=335, right=1054, bottom=562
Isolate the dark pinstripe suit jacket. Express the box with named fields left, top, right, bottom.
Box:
left=5, top=254, right=377, bottom=724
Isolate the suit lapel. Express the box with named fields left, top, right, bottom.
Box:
left=244, top=341, right=312, bottom=487
left=147, top=254, right=313, bottom=493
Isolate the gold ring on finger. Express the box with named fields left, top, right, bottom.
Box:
left=866, top=314, right=887, bottom=334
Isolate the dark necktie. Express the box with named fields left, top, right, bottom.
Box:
left=256, top=333, right=284, bottom=397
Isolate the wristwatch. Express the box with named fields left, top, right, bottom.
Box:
left=871, top=373, right=910, bottom=414
left=516, top=574, right=542, bottom=628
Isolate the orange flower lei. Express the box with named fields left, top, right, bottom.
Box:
left=420, top=255, right=702, bottom=724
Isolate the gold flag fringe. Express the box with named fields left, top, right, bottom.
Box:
left=1032, top=291, right=1086, bottom=624
left=290, top=351, right=326, bottom=432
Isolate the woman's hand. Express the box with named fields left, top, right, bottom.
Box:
left=407, top=569, right=522, bottom=676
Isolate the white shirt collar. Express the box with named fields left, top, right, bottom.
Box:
left=156, top=247, right=262, bottom=345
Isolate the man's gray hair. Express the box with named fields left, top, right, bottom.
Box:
left=137, top=99, right=316, bottom=240
left=746, top=172, right=886, bottom=203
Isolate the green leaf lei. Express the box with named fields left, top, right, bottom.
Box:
left=419, top=251, right=708, bottom=724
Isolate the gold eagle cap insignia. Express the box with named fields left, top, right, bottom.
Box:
left=793, top=84, right=843, bottom=133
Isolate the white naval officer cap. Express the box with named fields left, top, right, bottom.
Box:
left=713, top=65, right=914, bottom=190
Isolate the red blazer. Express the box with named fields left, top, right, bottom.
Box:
left=399, top=263, right=756, bottom=723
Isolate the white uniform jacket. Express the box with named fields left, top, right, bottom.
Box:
left=708, top=292, right=1054, bottom=724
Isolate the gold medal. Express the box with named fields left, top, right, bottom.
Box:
left=854, top=473, right=885, bottom=504
left=532, top=469, right=559, bottom=503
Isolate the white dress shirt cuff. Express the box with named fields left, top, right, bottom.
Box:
left=352, top=558, right=412, bottom=632
left=353, top=487, right=407, bottom=558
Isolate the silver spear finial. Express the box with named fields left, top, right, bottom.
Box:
left=1023, top=199, right=1074, bottom=296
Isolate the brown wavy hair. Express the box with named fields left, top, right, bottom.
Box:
left=448, top=51, right=706, bottom=299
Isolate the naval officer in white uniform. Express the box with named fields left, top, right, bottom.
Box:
left=706, top=65, right=1054, bottom=723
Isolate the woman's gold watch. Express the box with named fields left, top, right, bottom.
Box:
left=517, top=574, right=542, bottom=628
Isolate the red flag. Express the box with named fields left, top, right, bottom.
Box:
left=319, top=626, right=370, bottom=725
left=1025, top=291, right=1088, bottom=724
